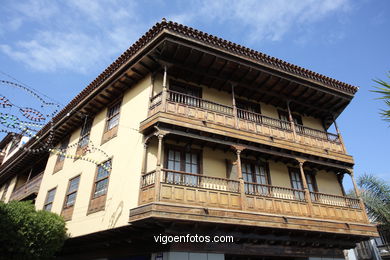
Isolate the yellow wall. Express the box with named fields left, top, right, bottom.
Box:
left=202, top=148, right=235, bottom=178
left=315, top=170, right=343, bottom=195
left=0, top=176, right=17, bottom=203
left=268, top=161, right=291, bottom=187
left=302, top=116, right=325, bottom=131
left=35, top=75, right=151, bottom=237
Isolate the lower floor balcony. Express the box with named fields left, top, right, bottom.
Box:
left=130, top=130, right=377, bottom=239
left=137, top=169, right=368, bottom=228
left=9, top=172, right=43, bottom=201
left=378, top=244, right=390, bottom=259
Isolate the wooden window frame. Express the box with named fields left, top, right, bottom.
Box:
left=61, top=174, right=81, bottom=221
left=53, top=136, right=70, bottom=173
left=164, top=144, right=203, bottom=174
left=87, top=158, right=112, bottom=214
left=169, top=80, right=203, bottom=98
left=101, top=99, right=122, bottom=144
left=163, top=145, right=203, bottom=186
left=278, top=110, right=303, bottom=125
left=236, top=99, right=262, bottom=114
left=305, top=170, right=318, bottom=193
left=288, top=167, right=306, bottom=201
left=241, top=158, right=271, bottom=195
left=241, top=158, right=271, bottom=184
left=43, top=187, right=57, bottom=212
left=76, top=118, right=93, bottom=158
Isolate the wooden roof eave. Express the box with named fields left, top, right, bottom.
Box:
left=162, top=32, right=355, bottom=99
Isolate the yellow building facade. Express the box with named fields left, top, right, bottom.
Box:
left=0, top=20, right=378, bottom=260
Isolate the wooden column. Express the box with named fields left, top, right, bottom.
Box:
left=147, top=73, right=156, bottom=116
left=140, top=141, right=149, bottom=175
left=297, top=159, right=313, bottom=216
left=333, top=115, right=347, bottom=153
left=233, top=145, right=246, bottom=210
left=138, top=138, right=149, bottom=205
left=348, top=169, right=369, bottom=221
left=155, top=133, right=165, bottom=202
left=161, top=65, right=168, bottom=112
left=286, top=100, right=297, bottom=141
left=232, top=84, right=239, bottom=129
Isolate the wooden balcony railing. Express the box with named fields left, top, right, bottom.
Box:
left=161, top=169, right=240, bottom=192
left=10, top=173, right=43, bottom=201
left=148, top=91, right=345, bottom=153
left=310, top=191, right=360, bottom=209
left=244, top=182, right=305, bottom=201
left=139, top=169, right=367, bottom=223
left=378, top=244, right=390, bottom=258
left=237, top=109, right=292, bottom=132
left=168, top=90, right=234, bottom=115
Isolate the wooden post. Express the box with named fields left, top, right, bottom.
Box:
left=231, top=84, right=239, bottom=129
left=349, top=169, right=369, bottom=221
left=297, top=159, right=313, bottom=216
left=141, top=142, right=149, bottom=175
left=286, top=100, right=297, bottom=141
left=155, top=133, right=165, bottom=201
left=233, top=145, right=246, bottom=210
left=161, top=65, right=168, bottom=112
left=147, top=73, right=156, bottom=116
left=138, top=138, right=149, bottom=205
left=333, top=115, right=347, bottom=153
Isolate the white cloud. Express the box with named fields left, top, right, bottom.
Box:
left=0, top=0, right=143, bottom=73
left=0, top=0, right=352, bottom=73
left=177, top=0, right=351, bottom=42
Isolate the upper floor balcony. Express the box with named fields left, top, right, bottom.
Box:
left=141, top=89, right=351, bottom=164
left=9, top=172, right=43, bottom=202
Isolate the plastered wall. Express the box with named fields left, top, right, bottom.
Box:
left=315, top=170, right=343, bottom=195
left=35, top=75, right=152, bottom=237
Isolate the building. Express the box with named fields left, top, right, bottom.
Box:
left=0, top=19, right=378, bottom=260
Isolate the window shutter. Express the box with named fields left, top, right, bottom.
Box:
left=225, top=159, right=238, bottom=180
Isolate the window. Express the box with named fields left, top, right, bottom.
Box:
left=165, top=146, right=201, bottom=186
left=169, top=81, right=202, bottom=107
left=236, top=99, right=262, bottom=123
left=64, top=176, right=80, bottom=208
left=305, top=171, right=318, bottom=201
left=107, top=103, right=121, bottom=131
left=79, top=119, right=93, bottom=148
left=88, top=159, right=112, bottom=214
left=76, top=119, right=93, bottom=157
left=288, top=168, right=305, bottom=201
left=242, top=160, right=270, bottom=195
left=93, top=160, right=112, bottom=198
left=170, top=81, right=202, bottom=98
left=44, top=188, right=57, bottom=211
left=53, top=137, right=69, bottom=173
left=61, top=175, right=80, bottom=221
left=278, top=110, right=302, bottom=130
left=102, top=101, right=121, bottom=143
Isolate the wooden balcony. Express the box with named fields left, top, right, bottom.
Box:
left=142, top=91, right=352, bottom=163
left=10, top=173, right=43, bottom=201
left=378, top=244, right=390, bottom=258
left=131, top=169, right=377, bottom=237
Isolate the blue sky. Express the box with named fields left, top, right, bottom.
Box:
left=0, top=0, right=389, bottom=189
